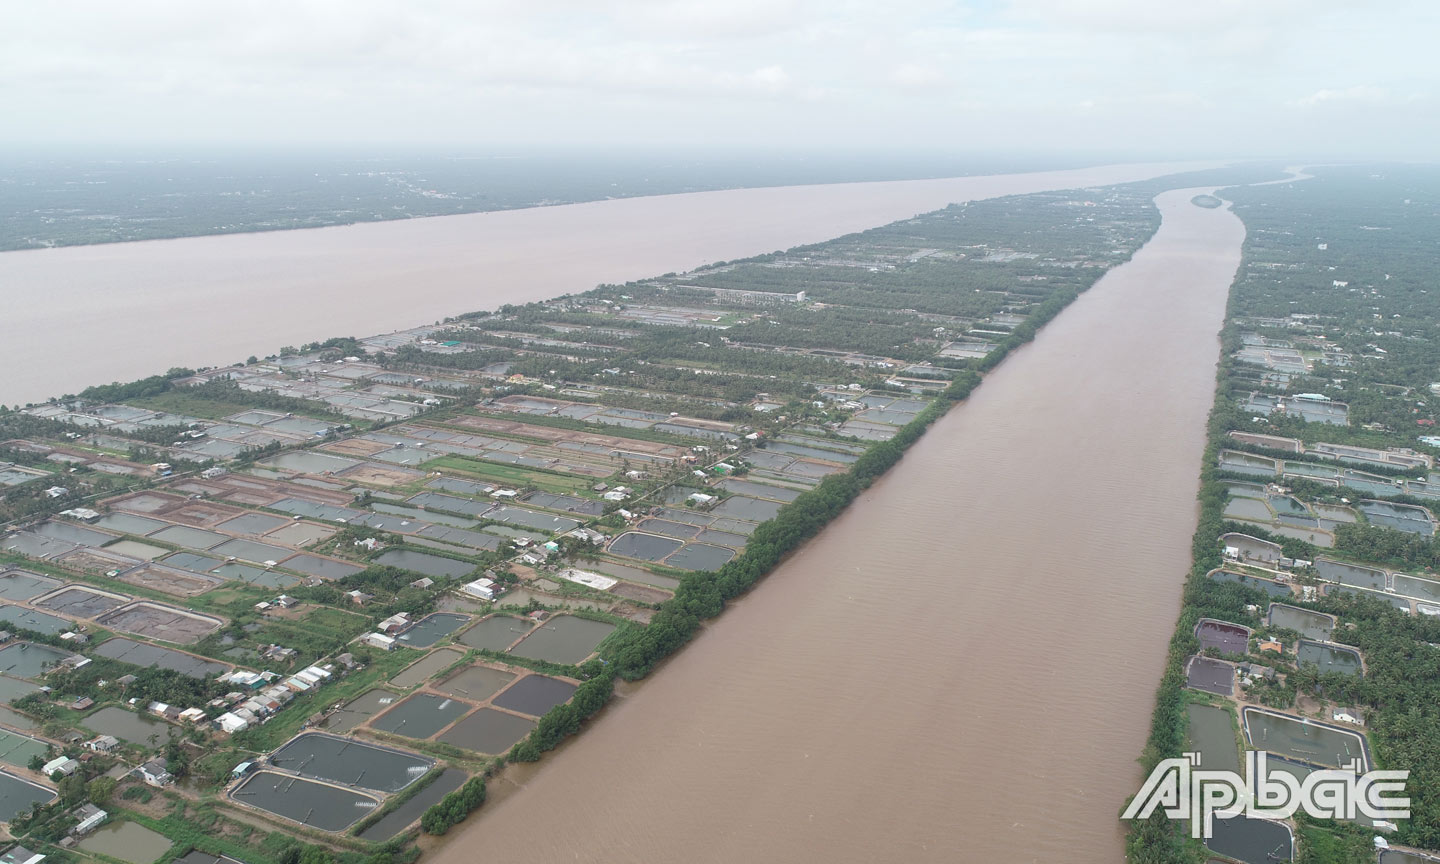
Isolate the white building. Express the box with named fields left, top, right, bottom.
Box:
left=362, top=632, right=396, bottom=651
left=461, top=578, right=497, bottom=601
left=42, top=757, right=79, bottom=777
left=215, top=712, right=250, bottom=734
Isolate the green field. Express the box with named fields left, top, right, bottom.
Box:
left=128, top=391, right=334, bottom=423
left=421, top=455, right=596, bottom=495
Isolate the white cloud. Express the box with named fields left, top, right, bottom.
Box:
left=0, top=0, right=1435, bottom=157
left=1291, top=85, right=1413, bottom=108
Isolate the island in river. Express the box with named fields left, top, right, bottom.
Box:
left=0, top=163, right=1287, bottom=863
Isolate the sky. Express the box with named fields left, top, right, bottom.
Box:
left=3, top=0, right=1436, bottom=160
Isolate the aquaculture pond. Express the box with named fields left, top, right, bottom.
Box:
left=588, top=559, right=680, bottom=591
left=1315, top=558, right=1386, bottom=590
left=0, top=676, right=40, bottom=704
left=1243, top=708, right=1368, bottom=769
left=1266, top=604, right=1334, bottom=641
left=0, top=569, right=61, bottom=601
left=439, top=708, right=536, bottom=754
left=324, top=689, right=398, bottom=733
left=1266, top=757, right=1387, bottom=828
left=1393, top=574, right=1440, bottom=604
left=1381, top=852, right=1440, bottom=864
left=1296, top=640, right=1363, bottom=677
left=0, top=606, right=71, bottom=636
left=508, top=615, right=617, bottom=665
left=1185, top=703, right=1240, bottom=774
left=373, top=549, right=477, bottom=579
left=1206, top=569, right=1291, bottom=598
left=92, top=637, right=227, bottom=678
left=397, top=612, right=470, bottom=648
left=391, top=647, right=464, bottom=689
left=0, top=770, right=55, bottom=821
left=1324, top=583, right=1413, bottom=611
left=1185, top=656, right=1234, bottom=696
left=1194, top=619, right=1249, bottom=656
left=371, top=693, right=473, bottom=739
left=269, top=732, right=433, bottom=793
left=665, top=543, right=736, bottom=571
left=1204, top=815, right=1292, bottom=864
left=82, top=706, right=174, bottom=745
left=492, top=674, right=576, bottom=716
left=437, top=665, right=517, bottom=701
left=357, top=768, right=468, bottom=842
left=0, top=728, right=48, bottom=768
left=232, top=771, right=378, bottom=831
left=457, top=616, right=534, bottom=652
left=609, top=531, right=683, bottom=562
left=1357, top=500, right=1435, bottom=535
left=77, top=821, right=174, bottom=864
left=0, top=642, right=74, bottom=678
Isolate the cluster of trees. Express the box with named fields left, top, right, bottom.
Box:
left=1334, top=522, right=1440, bottom=570
left=509, top=670, right=616, bottom=761
left=78, top=374, right=175, bottom=403
left=420, top=775, right=487, bottom=835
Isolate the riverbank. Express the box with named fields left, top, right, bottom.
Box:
left=419, top=185, right=1248, bottom=862
left=0, top=161, right=1216, bottom=405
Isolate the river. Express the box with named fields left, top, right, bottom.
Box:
left=422, top=186, right=1247, bottom=863
left=0, top=161, right=1215, bottom=405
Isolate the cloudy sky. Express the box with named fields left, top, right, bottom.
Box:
left=4, top=0, right=1435, bottom=159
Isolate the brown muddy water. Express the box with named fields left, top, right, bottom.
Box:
left=425, top=187, right=1246, bottom=863
left=0, top=162, right=1212, bottom=404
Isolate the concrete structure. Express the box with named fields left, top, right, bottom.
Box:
left=43, top=757, right=79, bottom=777
left=136, top=758, right=174, bottom=786
left=461, top=578, right=498, bottom=601
left=215, top=712, right=249, bottom=735
left=71, top=803, right=106, bottom=835
left=0, top=846, right=45, bottom=864
left=362, top=632, right=396, bottom=650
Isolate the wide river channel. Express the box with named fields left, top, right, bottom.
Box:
left=0, top=161, right=1212, bottom=404
left=422, top=186, right=1247, bottom=863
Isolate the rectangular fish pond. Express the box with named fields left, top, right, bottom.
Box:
left=390, top=647, right=464, bottom=688
left=0, top=642, right=74, bottom=679
left=1185, top=704, right=1240, bottom=774
left=231, top=771, right=379, bottom=832
left=1194, top=619, right=1250, bottom=656
left=0, top=606, right=71, bottom=636
left=82, top=706, right=175, bottom=745
left=372, top=549, right=478, bottom=579
left=457, top=616, right=534, bottom=653
left=1315, top=558, right=1387, bottom=590
left=507, top=615, right=617, bottom=665
left=438, top=708, right=536, bottom=754
left=76, top=821, right=175, bottom=864
left=0, top=769, right=56, bottom=822
left=1242, top=707, right=1369, bottom=769
left=1296, top=640, right=1363, bottom=677
left=267, top=732, right=433, bottom=793
left=370, top=693, right=474, bottom=739
left=437, top=665, right=517, bottom=701
left=395, top=612, right=470, bottom=648
left=491, top=674, right=577, bottom=717
left=1204, top=815, right=1292, bottom=864
left=1206, top=569, right=1292, bottom=598
left=1265, top=603, right=1334, bottom=641
left=323, top=689, right=399, bottom=734
left=1185, top=656, right=1234, bottom=697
